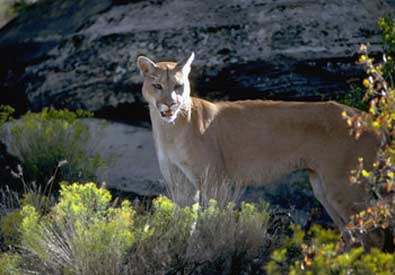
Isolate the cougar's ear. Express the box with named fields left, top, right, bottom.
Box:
left=137, top=56, right=157, bottom=77
left=176, top=52, right=195, bottom=75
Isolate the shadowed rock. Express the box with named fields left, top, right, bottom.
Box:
left=0, top=0, right=392, bottom=121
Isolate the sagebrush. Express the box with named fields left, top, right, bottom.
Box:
left=0, top=182, right=272, bottom=274
left=7, top=108, right=106, bottom=187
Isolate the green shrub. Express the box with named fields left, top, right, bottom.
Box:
left=0, top=105, right=14, bottom=125
left=128, top=197, right=270, bottom=274
left=1, top=182, right=271, bottom=274
left=341, top=15, right=395, bottom=247
left=1, top=190, right=60, bottom=248
left=336, top=85, right=367, bottom=110
left=8, top=108, right=106, bottom=187
left=379, top=15, right=395, bottom=56
left=265, top=225, right=395, bottom=275
left=0, top=253, right=21, bottom=275
left=379, top=16, right=395, bottom=80
left=127, top=196, right=196, bottom=274
left=264, top=224, right=304, bottom=275
left=19, top=182, right=135, bottom=275
left=0, top=209, right=22, bottom=246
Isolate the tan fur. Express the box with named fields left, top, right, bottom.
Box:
left=137, top=54, right=381, bottom=246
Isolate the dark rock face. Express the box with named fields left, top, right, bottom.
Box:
left=0, top=0, right=391, bottom=121
left=0, top=0, right=113, bottom=115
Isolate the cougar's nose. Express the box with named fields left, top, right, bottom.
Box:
left=169, top=102, right=178, bottom=111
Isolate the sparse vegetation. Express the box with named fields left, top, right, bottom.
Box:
left=7, top=108, right=106, bottom=187
left=19, top=182, right=134, bottom=275
left=265, top=225, right=395, bottom=275
left=336, top=85, right=367, bottom=110
left=341, top=15, right=395, bottom=246
left=128, top=196, right=270, bottom=274
left=0, top=253, right=21, bottom=275
left=0, top=182, right=272, bottom=274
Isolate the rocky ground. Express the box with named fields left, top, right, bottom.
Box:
left=0, top=0, right=392, bottom=226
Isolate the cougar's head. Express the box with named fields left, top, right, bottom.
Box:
left=137, top=53, right=194, bottom=123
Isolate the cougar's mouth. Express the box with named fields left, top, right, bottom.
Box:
left=160, top=109, right=174, bottom=117
left=158, top=103, right=180, bottom=123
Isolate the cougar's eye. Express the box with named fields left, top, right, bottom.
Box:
left=152, top=83, right=163, bottom=90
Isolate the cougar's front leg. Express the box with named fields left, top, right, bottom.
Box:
left=159, top=160, right=197, bottom=206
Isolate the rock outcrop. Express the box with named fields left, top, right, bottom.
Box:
left=86, top=119, right=165, bottom=196
left=0, top=0, right=392, bottom=121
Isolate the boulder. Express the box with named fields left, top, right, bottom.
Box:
left=86, top=119, right=165, bottom=196
left=0, top=0, right=392, bottom=121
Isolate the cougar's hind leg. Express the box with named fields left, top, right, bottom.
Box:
left=308, top=170, right=346, bottom=228
left=310, top=170, right=388, bottom=250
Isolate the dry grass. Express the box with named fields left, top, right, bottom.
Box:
left=126, top=199, right=270, bottom=274
left=127, top=168, right=270, bottom=274
left=0, top=162, right=272, bottom=274
left=166, top=167, right=246, bottom=209
left=0, top=186, right=19, bottom=215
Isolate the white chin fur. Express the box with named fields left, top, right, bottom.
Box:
left=161, top=115, right=177, bottom=123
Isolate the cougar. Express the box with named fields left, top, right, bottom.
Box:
left=137, top=53, right=382, bottom=248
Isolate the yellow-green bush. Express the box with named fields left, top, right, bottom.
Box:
left=0, top=209, right=22, bottom=245
left=0, top=253, right=21, bottom=275
left=0, top=189, right=55, bottom=247
left=1, top=182, right=271, bottom=274
left=9, top=108, right=106, bottom=186
left=265, top=225, right=395, bottom=275
left=0, top=105, right=14, bottom=125
left=127, top=196, right=197, bottom=274
left=380, top=15, right=395, bottom=57
left=128, top=197, right=270, bottom=274
left=340, top=15, right=395, bottom=248
left=19, top=182, right=135, bottom=275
